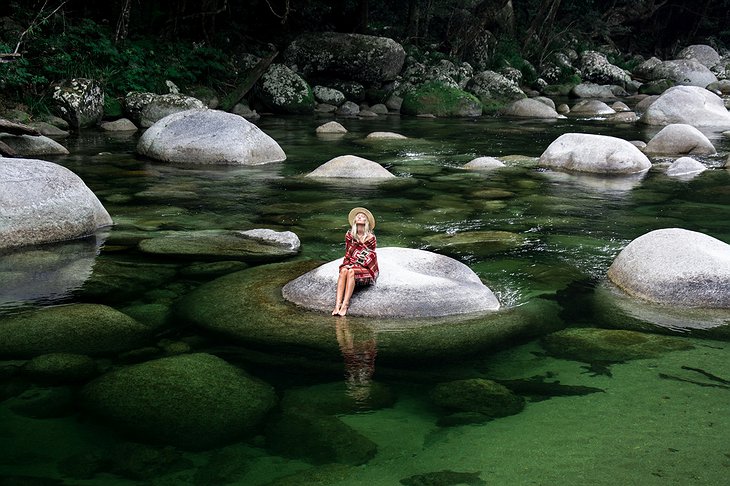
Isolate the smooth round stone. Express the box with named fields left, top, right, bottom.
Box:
left=539, top=133, right=651, bottom=174
left=283, top=247, right=499, bottom=317
left=138, top=229, right=300, bottom=261
left=365, top=131, right=407, bottom=140
left=80, top=353, right=276, bottom=449
left=643, top=123, right=716, bottom=155
left=0, top=304, right=150, bottom=358
left=22, top=353, right=97, bottom=383
left=0, top=158, right=112, bottom=250
left=608, top=228, right=730, bottom=308
left=422, top=230, right=526, bottom=257
left=136, top=109, right=286, bottom=165
left=666, top=157, right=707, bottom=177
left=570, top=99, right=615, bottom=116
left=640, top=85, right=730, bottom=126
left=305, top=155, right=395, bottom=179
left=316, top=121, right=347, bottom=134
left=0, top=134, right=69, bottom=156
left=463, top=156, right=506, bottom=170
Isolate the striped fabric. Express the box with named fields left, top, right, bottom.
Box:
left=339, top=231, right=379, bottom=285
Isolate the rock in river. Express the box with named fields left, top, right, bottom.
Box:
left=136, top=109, right=286, bottom=165
left=0, top=158, right=112, bottom=250
left=608, top=228, right=730, bottom=308
left=539, top=133, right=651, bottom=174
left=0, top=304, right=150, bottom=358
left=282, top=247, right=500, bottom=317
left=81, top=353, right=276, bottom=449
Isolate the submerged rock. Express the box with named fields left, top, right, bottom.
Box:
left=365, top=131, right=407, bottom=140
left=282, top=247, right=499, bottom=317
left=607, top=228, right=730, bottom=308
left=639, top=86, right=730, bottom=127
left=136, top=109, right=286, bottom=165
left=22, top=353, right=97, bottom=383
left=422, top=230, right=524, bottom=257
left=266, top=411, right=377, bottom=465
left=541, top=328, right=694, bottom=363
left=464, top=156, right=506, bottom=170
left=430, top=378, right=525, bottom=417
left=0, top=304, right=149, bottom=358
left=539, top=133, right=651, bottom=174
left=0, top=158, right=112, bottom=250
left=400, top=470, right=486, bottom=486
left=305, top=155, right=395, bottom=179
left=643, top=124, right=716, bottom=155
left=316, top=121, right=347, bottom=134
left=81, top=353, right=276, bottom=449
left=138, top=229, right=300, bottom=262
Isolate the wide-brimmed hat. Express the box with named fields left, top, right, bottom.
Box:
left=348, top=207, right=376, bottom=229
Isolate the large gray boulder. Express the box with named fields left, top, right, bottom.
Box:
left=81, top=353, right=277, bottom=449
left=305, top=155, right=395, bottom=179
left=0, top=304, right=150, bottom=358
left=580, top=51, right=631, bottom=87
left=256, top=64, right=314, bottom=114
left=539, top=133, right=651, bottom=174
left=465, top=70, right=526, bottom=104
left=284, top=32, right=406, bottom=83
left=643, top=124, right=716, bottom=155
left=608, top=228, right=730, bottom=308
left=650, top=59, right=717, bottom=87
left=0, top=158, right=112, bottom=250
left=0, top=134, right=69, bottom=155
left=136, top=109, right=286, bottom=165
left=569, top=99, right=616, bottom=116
left=678, top=45, right=722, bottom=69
left=282, top=247, right=500, bottom=317
left=500, top=98, right=562, bottom=118
left=570, top=83, right=618, bottom=99
left=124, top=92, right=206, bottom=128
left=639, top=86, right=730, bottom=126
left=52, top=78, right=104, bottom=129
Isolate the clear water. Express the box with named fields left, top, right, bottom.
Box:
left=2, top=113, right=730, bottom=485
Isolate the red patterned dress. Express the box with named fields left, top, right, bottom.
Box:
left=339, top=231, right=379, bottom=285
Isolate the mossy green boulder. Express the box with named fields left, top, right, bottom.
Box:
left=540, top=328, right=694, bottom=363
left=402, top=82, right=482, bottom=117
left=256, top=64, right=314, bottom=114
left=0, top=304, right=150, bottom=358
left=80, top=353, right=277, bottom=450
left=430, top=378, right=525, bottom=417
left=22, top=353, right=97, bottom=383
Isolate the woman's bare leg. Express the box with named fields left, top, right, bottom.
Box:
left=338, top=268, right=356, bottom=316
left=333, top=268, right=348, bottom=315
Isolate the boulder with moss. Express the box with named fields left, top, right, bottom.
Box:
left=430, top=378, right=525, bottom=417
left=580, top=51, right=631, bottom=87
left=465, top=70, right=526, bottom=105
left=402, top=82, right=482, bottom=117
left=52, top=78, right=104, bottom=129
left=0, top=304, right=150, bottom=358
left=284, top=32, right=405, bottom=84
left=256, top=64, right=314, bottom=114
left=81, top=353, right=276, bottom=449
left=124, top=92, right=205, bottom=128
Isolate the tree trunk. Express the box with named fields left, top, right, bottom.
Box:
left=406, top=0, right=420, bottom=42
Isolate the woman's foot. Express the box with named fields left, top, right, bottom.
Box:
left=331, top=303, right=341, bottom=316
left=337, top=302, right=349, bottom=316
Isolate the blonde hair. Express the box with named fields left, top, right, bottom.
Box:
left=350, top=219, right=373, bottom=243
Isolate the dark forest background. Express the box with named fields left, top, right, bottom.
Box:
left=1, top=0, right=729, bottom=114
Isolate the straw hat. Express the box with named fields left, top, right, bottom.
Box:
left=348, top=207, right=376, bottom=229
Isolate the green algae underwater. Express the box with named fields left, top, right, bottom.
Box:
left=1, top=113, right=730, bottom=485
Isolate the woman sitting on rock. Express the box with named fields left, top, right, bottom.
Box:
left=332, top=207, right=379, bottom=316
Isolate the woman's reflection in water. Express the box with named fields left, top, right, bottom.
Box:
left=335, top=318, right=377, bottom=407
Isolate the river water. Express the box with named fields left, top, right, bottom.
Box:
left=1, top=112, right=730, bottom=485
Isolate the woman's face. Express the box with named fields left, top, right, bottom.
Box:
left=354, top=212, right=368, bottom=225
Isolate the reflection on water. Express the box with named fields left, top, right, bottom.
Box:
left=1, top=115, right=730, bottom=485
left=335, top=318, right=377, bottom=407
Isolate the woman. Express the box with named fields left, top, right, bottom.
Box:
left=332, top=207, right=379, bottom=316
